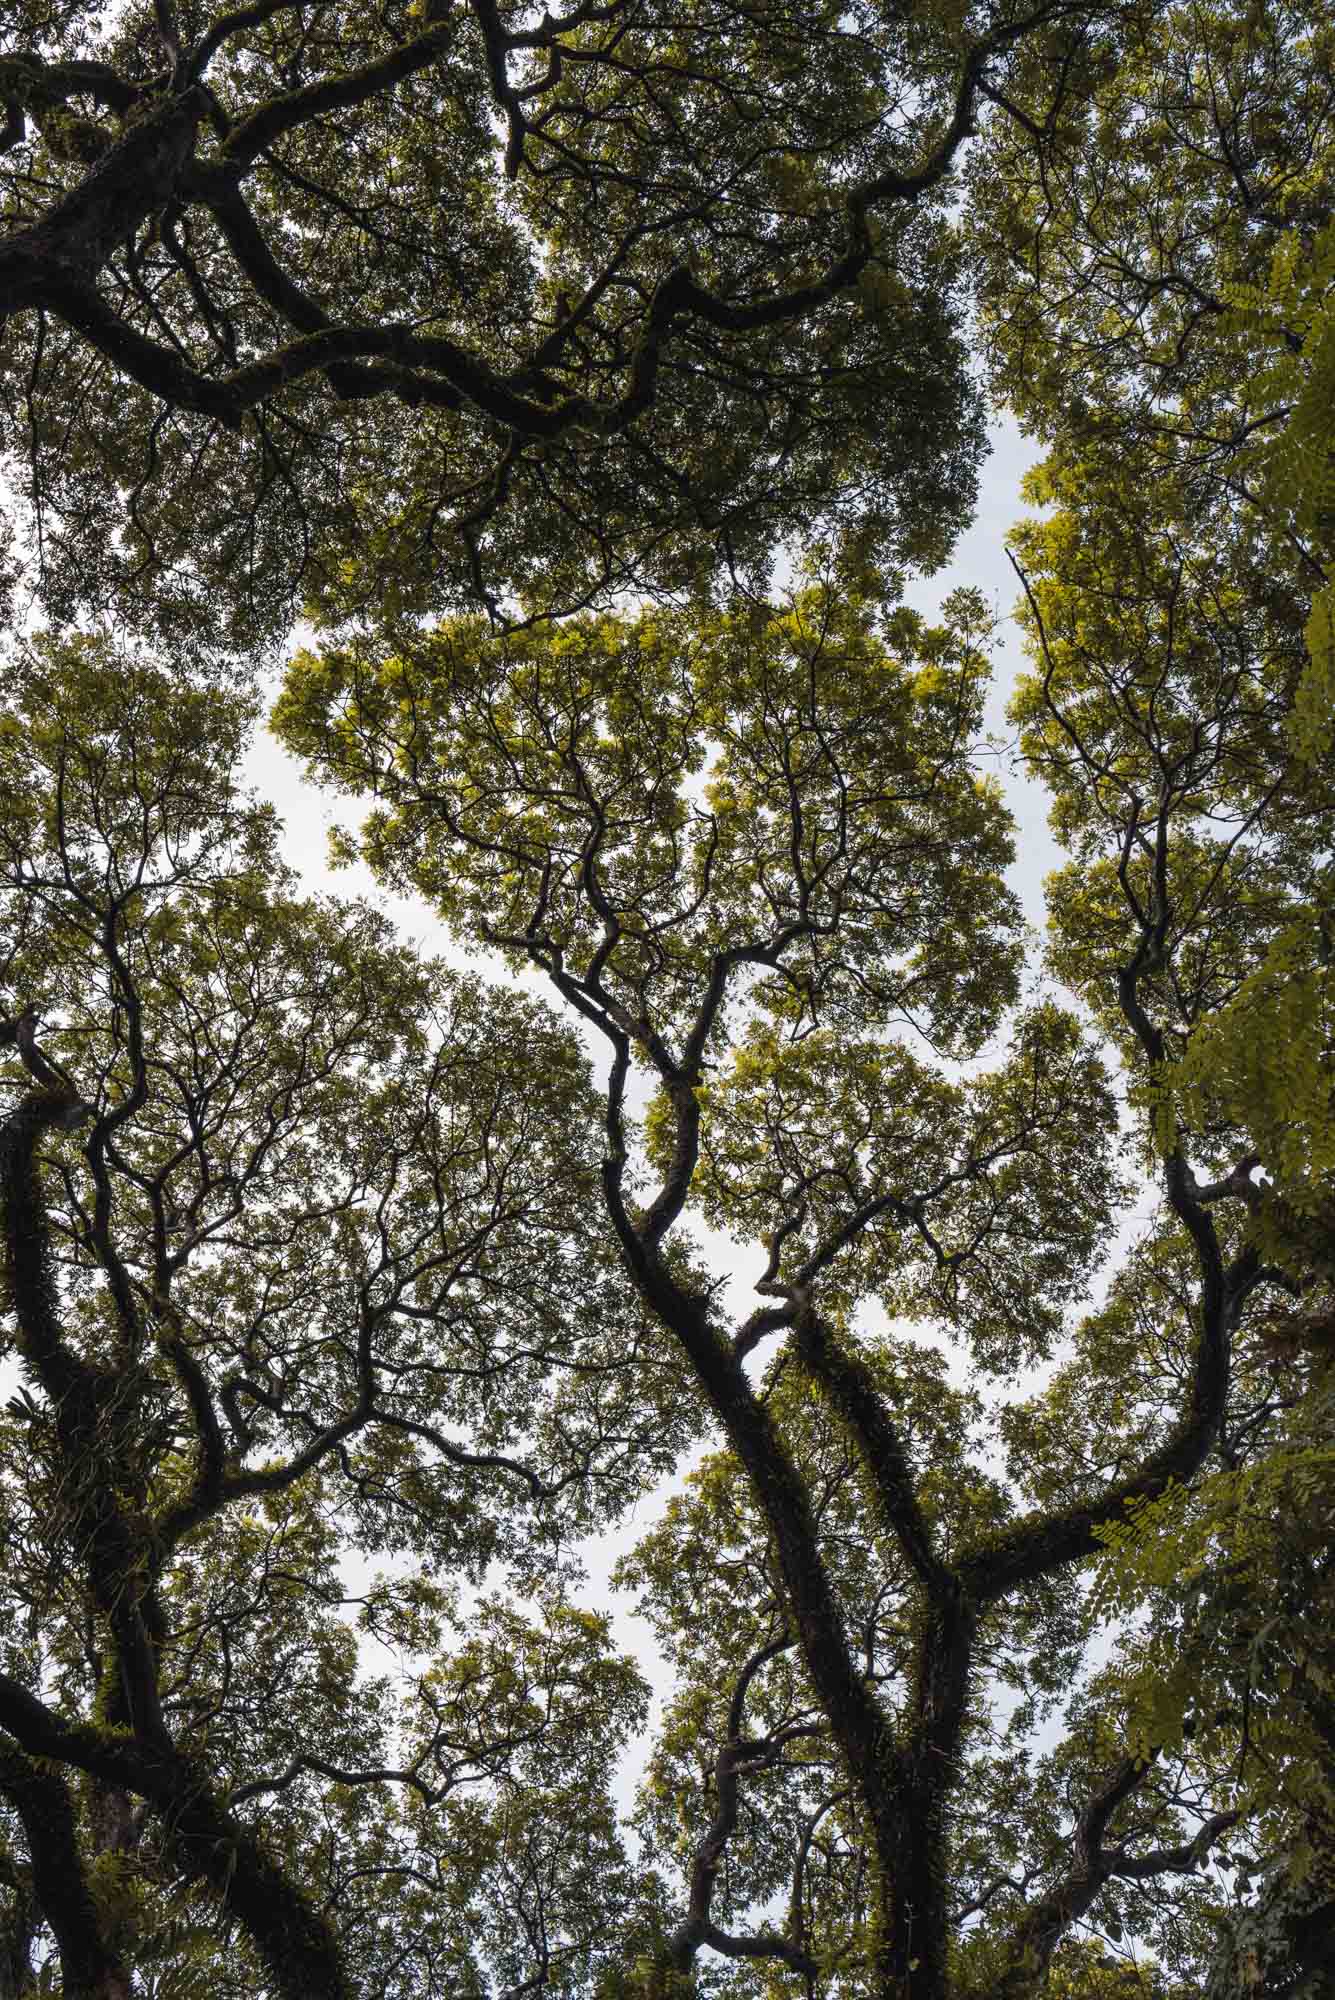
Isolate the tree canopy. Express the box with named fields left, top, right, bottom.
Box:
left=1, top=0, right=1333, bottom=1997
left=0, top=0, right=1104, bottom=643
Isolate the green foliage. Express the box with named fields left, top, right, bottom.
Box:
left=1216, top=217, right=1335, bottom=769
left=981, top=33, right=1335, bottom=1959
left=681, top=1002, right=1124, bottom=1370
left=0, top=631, right=695, bottom=1999
left=1168, top=911, right=1335, bottom=1263
left=4, top=2, right=1335, bottom=1995
left=275, top=570, right=1024, bottom=1055
left=0, top=0, right=1022, bottom=644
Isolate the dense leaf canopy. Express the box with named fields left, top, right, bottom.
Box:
left=0, top=0, right=1106, bottom=643
left=0, top=0, right=1333, bottom=1997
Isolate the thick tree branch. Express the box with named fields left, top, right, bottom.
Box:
left=0, top=88, right=206, bottom=323
left=0, top=1675, right=350, bottom=2000
left=1, top=1062, right=169, bottom=1748
left=794, top=1308, right=950, bottom=1596
left=1108, top=1808, right=1241, bottom=1881
left=597, top=1197, right=913, bottom=1990
left=995, top=1752, right=1155, bottom=1994
left=218, top=20, right=458, bottom=170
left=1, top=9, right=1073, bottom=458
left=0, top=1742, right=131, bottom=2000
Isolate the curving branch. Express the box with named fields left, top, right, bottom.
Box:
left=666, top=1633, right=822, bottom=1979
left=0, top=1030, right=354, bottom=1997
left=595, top=1167, right=916, bottom=1990
left=217, top=18, right=457, bottom=169
left=1, top=88, right=207, bottom=323
left=995, top=1753, right=1240, bottom=1995
left=994, top=1752, right=1154, bottom=1994
left=1, top=5, right=1082, bottom=439
left=957, top=873, right=1256, bottom=1607
left=1107, top=1809, right=1242, bottom=1882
